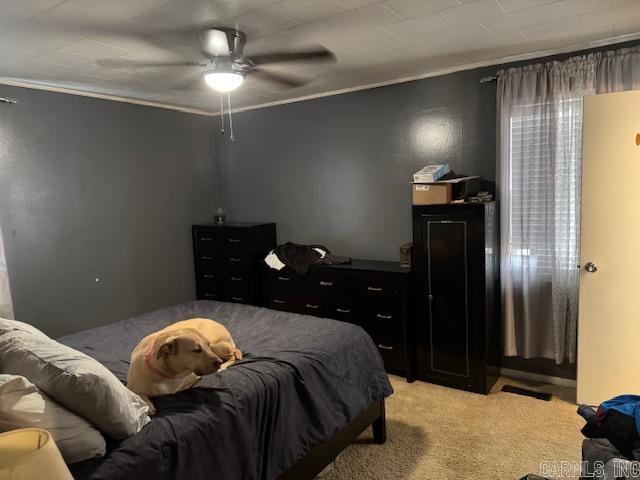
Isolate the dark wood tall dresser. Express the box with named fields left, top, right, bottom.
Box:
left=412, top=203, right=500, bottom=394
left=192, top=222, right=276, bottom=306
left=264, top=260, right=413, bottom=381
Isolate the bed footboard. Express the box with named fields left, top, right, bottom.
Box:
left=278, top=399, right=386, bottom=480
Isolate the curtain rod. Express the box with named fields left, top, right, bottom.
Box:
left=0, top=97, right=17, bottom=104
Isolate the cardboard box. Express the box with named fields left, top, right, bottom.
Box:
left=412, top=183, right=452, bottom=205
left=413, top=164, right=449, bottom=183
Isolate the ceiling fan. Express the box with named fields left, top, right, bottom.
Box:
left=99, top=26, right=336, bottom=93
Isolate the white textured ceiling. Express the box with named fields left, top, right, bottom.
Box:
left=0, top=0, right=639, bottom=114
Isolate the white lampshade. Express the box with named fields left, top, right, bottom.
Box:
left=204, top=72, right=244, bottom=92
left=0, top=428, right=72, bottom=480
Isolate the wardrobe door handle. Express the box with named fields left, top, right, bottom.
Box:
left=230, top=276, right=242, bottom=281
left=277, top=276, right=290, bottom=281
left=273, top=299, right=286, bottom=304
left=203, top=293, right=217, bottom=298
left=231, top=296, right=243, bottom=301
left=202, top=274, right=215, bottom=279
left=305, top=304, right=319, bottom=309
left=376, top=314, right=392, bottom=320
left=228, top=238, right=241, bottom=243
left=202, top=256, right=214, bottom=260
left=367, top=286, right=383, bottom=292
left=336, top=308, right=351, bottom=313
left=319, top=281, right=334, bottom=287
left=377, top=344, right=394, bottom=350
left=229, top=257, right=242, bottom=262
left=200, top=237, right=213, bottom=242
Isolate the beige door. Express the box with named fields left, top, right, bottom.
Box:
left=578, top=89, right=640, bottom=405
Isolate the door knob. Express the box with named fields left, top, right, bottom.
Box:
left=585, top=262, right=598, bottom=273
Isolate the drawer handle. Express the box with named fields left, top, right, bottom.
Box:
left=336, top=308, right=351, bottom=313
left=229, top=257, right=242, bottom=262
left=203, top=274, right=215, bottom=279
left=377, top=344, right=394, bottom=350
left=228, top=238, right=241, bottom=243
left=202, top=256, right=214, bottom=260
left=203, top=293, right=217, bottom=298
left=367, top=286, right=383, bottom=292
left=277, top=276, right=290, bottom=281
left=200, top=237, right=213, bottom=242
left=273, top=299, right=286, bottom=304
left=319, top=281, right=334, bottom=286
left=376, top=314, right=392, bottom=320
left=231, top=296, right=243, bottom=301
left=230, top=276, right=242, bottom=281
left=305, top=304, right=319, bottom=309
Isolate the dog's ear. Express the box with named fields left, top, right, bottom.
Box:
left=157, top=336, right=179, bottom=358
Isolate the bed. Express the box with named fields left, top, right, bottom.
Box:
left=58, top=300, right=393, bottom=480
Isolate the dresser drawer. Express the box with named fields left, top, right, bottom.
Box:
left=363, top=310, right=405, bottom=370
left=219, top=253, right=250, bottom=270
left=360, top=299, right=402, bottom=327
left=353, top=274, right=403, bottom=298
left=266, top=270, right=307, bottom=294
left=199, top=278, right=225, bottom=301
left=196, top=253, right=223, bottom=270
left=219, top=231, right=246, bottom=249
left=226, top=283, right=253, bottom=304
left=297, top=293, right=325, bottom=316
left=267, top=294, right=296, bottom=311
left=194, top=231, right=222, bottom=253
left=308, top=270, right=350, bottom=296
left=323, top=295, right=360, bottom=324
left=369, top=330, right=405, bottom=372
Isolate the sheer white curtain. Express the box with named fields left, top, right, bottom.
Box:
left=497, top=55, right=597, bottom=364
left=0, top=225, right=14, bottom=319
left=498, top=46, right=640, bottom=364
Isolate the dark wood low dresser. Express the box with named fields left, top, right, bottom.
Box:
left=264, top=260, right=414, bottom=381
left=192, top=222, right=276, bottom=305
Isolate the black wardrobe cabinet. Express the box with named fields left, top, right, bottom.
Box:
left=411, top=203, right=500, bottom=394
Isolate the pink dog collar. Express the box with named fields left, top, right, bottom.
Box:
left=144, top=349, right=172, bottom=379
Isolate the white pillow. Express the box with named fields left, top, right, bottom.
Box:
left=0, top=374, right=106, bottom=464
left=0, top=317, right=49, bottom=339
left=0, top=327, right=150, bottom=439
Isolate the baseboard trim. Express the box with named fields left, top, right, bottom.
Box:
left=500, top=367, right=577, bottom=388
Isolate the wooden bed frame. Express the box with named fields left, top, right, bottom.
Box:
left=278, top=399, right=386, bottom=480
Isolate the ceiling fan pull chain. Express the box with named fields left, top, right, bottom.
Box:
left=219, top=92, right=225, bottom=135
left=227, top=92, right=235, bottom=142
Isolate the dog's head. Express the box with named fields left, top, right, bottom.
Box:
left=155, top=328, right=224, bottom=376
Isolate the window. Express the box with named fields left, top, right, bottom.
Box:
left=508, top=98, right=582, bottom=278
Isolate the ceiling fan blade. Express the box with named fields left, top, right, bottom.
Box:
left=97, top=58, right=207, bottom=69
left=249, top=68, right=308, bottom=88
left=171, top=73, right=208, bottom=92
left=249, top=48, right=336, bottom=66
left=199, top=29, right=230, bottom=57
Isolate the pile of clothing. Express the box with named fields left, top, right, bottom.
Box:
left=264, top=242, right=350, bottom=275
left=580, top=395, right=640, bottom=479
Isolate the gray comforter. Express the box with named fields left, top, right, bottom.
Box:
left=58, top=300, right=392, bottom=480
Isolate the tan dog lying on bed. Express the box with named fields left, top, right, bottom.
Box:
left=127, top=318, right=242, bottom=415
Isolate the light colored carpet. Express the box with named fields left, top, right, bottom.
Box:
left=324, top=375, right=584, bottom=480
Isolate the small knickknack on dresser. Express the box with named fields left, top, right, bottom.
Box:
left=192, top=222, right=276, bottom=305
left=412, top=203, right=500, bottom=394
left=264, top=260, right=414, bottom=381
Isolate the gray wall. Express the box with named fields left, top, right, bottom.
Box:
left=0, top=85, right=216, bottom=337
left=216, top=66, right=497, bottom=260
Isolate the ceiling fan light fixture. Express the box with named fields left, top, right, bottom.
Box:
left=204, top=71, right=244, bottom=92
